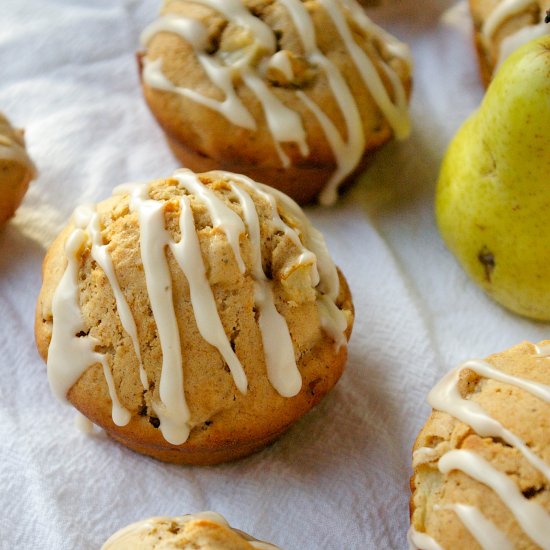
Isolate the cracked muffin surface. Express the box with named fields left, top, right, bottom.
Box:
left=409, top=341, right=550, bottom=549
left=35, top=169, right=353, bottom=464
left=139, top=0, right=412, bottom=205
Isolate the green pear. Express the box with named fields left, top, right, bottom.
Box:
left=436, top=36, right=550, bottom=320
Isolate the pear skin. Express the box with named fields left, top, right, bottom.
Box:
left=436, top=36, right=550, bottom=320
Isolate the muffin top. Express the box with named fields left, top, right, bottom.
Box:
left=410, top=341, right=550, bottom=549
left=140, top=0, right=412, bottom=204
left=102, top=511, right=280, bottom=550
left=36, top=169, right=353, bottom=448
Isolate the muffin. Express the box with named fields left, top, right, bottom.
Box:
left=138, top=0, right=412, bottom=205
left=102, top=511, right=280, bottom=550
left=409, top=341, right=550, bottom=549
left=35, top=169, right=354, bottom=464
left=469, top=0, right=550, bottom=86
left=0, top=112, right=36, bottom=225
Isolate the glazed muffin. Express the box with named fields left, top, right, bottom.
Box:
left=469, top=0, right=550, bottom=86
left=0, top=112, right=36, bottom=225
left=102, top=511, right=280, bottom=549
left=35, top=169, right=354, bottom=465
left=409, top=341, right=550, bottom=549
left=138, top=0, right=412, bottom=205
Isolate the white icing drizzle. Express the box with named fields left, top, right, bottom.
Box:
left=413, top=353, right=550, bottom=548
left=316, top=294, right=347, bottom=351
left=240, top=70, right=309, bottom=167
left=442, top=504, right=514, bottom=550
left=140, top=13, right=209, bottom=50
left=74, top=411, right=95, bottom=435
left=260, top=184, right=345, bottom=310
left=462, top=359, right=550, bottom=403
left=140, top=14, right=256, bottom=129
left=407, top=526, right=443, bottom=550
left=260, top=181, right=348, bottom=344
left=173, top=169, right=247, bottom=273
left=429, top=360, right=550, bottom=479
left=230, top=172, right=319, bottom=281
left=130, top=185, right=191, bottom=445
left=281, top=0, right=365, bottom=206
left=193, top=0, right=276, bottom=52
left=229, top=180, right=301, bottom=397
left=48, top=170, right=347, bottom=443
left=47, top=229, right=131, bottom=427
left=319, top=0, right=410, bottom=139
left=412, top=446, right=439, bottom=468
left=536, top=343, right=550, bottom=357
left=260, top=182, right=340, bottom=300
left=221, top=171, right=347, bottom=347
left=141, top=0, right=411, bottom=205
left=142, top=56, right=256, bottom=130
left=112, top=182, right=146, bottom=196
left=481, top=0, right=549, bottom=67
left=439, top=450, right=550, bottom=549
left=168, top=194, right=248, bottom=394
left=102, top=511, right=281, bottom=550
left=75, top=204, right=148, bottom=389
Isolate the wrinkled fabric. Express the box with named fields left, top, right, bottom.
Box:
left=1, top=1, right=547, bottom=548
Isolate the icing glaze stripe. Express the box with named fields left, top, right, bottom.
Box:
left=462, top=359, right=550, bottom=403
left=131, top=185, right=191, bottom=445
left=319, top=0, right=410, bottom=139
left=240, top=70, right=309, bottom=167
left=443, top=504, right=514, bottom=550
left=230, top=181, right=302, bottom=397
left=260, top=182, right=340, bottom=300
left=47, top=229, right=131, bottom=427
left=407, top=526, right=443, bottom=550
left=222, top=171, right=347, bottom=346
left=74, top=205, right=148, bottom=389
left=280, top=0, right=364, bottom=205
left=174, top=169, right=247, bottom=273
left=439, top=450, right=550, bottom=549
left=169, top=194, right=248, bottom=394
left=429, top=361, right=550, bottom=479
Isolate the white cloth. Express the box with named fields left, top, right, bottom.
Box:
left=1, top=1, right=547, bottom=548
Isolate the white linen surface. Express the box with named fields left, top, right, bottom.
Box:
left=1, top=1, right=547, bottom=548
